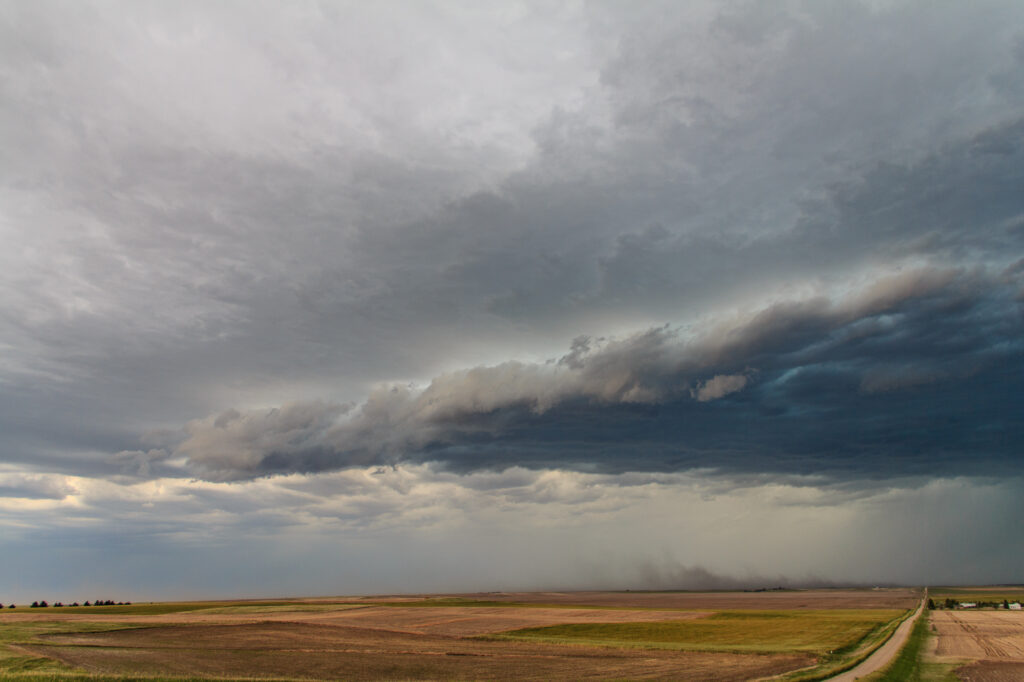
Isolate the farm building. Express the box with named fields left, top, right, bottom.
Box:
left=958, top=602, right=977, bottom=608
left=1010, top=603, right=1022, bottom=610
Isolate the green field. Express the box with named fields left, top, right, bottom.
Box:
left=492, top=609, right=904, bottom=654
left=928, top=589, right=1024, bottom=604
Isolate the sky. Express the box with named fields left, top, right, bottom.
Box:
left=2, top=0, right=1024, bottom=603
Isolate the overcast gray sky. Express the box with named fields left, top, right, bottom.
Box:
left=2, top=0, right=1024, bottom=602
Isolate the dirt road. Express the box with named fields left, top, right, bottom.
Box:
left=827, top=596, right=925, bottom=681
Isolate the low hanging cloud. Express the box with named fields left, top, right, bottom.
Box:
left=693, top=374, right=749, bottom=402
left=177, top=265, right=1023, bottom=481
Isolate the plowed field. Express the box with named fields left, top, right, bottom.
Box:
left=26, top=621, right=811, bottom=681
left=930, top=610, right=1024, bottom=681
left=300, top=605, right=709, bottom=635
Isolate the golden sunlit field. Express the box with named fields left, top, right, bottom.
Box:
left=0, top=589, right=922, bottom=681
left=926, top=609, right=1024, bottom=681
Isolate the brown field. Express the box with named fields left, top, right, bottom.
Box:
left=953, top=661, right=1024, bottom=681
left=0, top=605, right=707, bottom=634
left=929, top=610, right=1024, bottom=681
left=299, top=605, right=711, bottom=636
left=24, top=621, right=810, bottom=681
left=0, top=590, right=919, bottom=680
left=345, top=588, right=921, bottom=610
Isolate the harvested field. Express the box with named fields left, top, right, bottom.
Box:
left=953, top=661, right=1024, bottom=681
left=0, top=604, right=705, bottom=635
left=300, top=606, right=710, bottom=636
left=494, top=609, right=903, bottom=653
left=931, top=611, right=1024, bottom=661
left=27, top=621, right=812, bottom=681
left=439, top=588, right=920, bottom=610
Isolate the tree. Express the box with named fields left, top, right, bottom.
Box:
left=1004, top=599, right=1010, bottom=609
left=927, top=598, right=935, bottom=610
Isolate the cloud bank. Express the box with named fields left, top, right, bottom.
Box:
left=180, top=265, right=1023, bottom=481
left=2, top=0, right=1024, bottom=595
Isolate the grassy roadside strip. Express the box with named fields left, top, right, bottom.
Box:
left=862, top=609, right=959, bottom=682
left=779, top=605, right=918, bottom=681
left=867, top=606, right=929, bottom=681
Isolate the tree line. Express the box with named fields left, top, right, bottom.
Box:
left=928, top=597, right=1017, bottom=609
left=2, top=599, right=131, bottom=608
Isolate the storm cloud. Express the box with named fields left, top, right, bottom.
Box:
left=3, top=0, right=1024, bottom=596
left=180, top=265, right=1023, bottom=480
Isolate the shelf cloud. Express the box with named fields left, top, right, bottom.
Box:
left=178, top=265, right=1023, bottom=481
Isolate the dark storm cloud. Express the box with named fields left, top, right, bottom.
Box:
left=181, top=263, right=1024, bottom=480
left=2, top=0, right=1023, bottom=487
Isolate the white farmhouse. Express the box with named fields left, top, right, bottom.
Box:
left=1010, top=603, right=1022, bottom=610
left=959, top=602, right=977, bottom=608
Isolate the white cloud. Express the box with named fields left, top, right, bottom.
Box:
left=693, top=373, right=749, bottom=401
left=0, top=473, right=76, bottom=500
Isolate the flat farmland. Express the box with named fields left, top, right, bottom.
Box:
left=24, top=621, right=811, bottom=681
left=401, top=588, right=921, bottom=610
left=0, top=590, right=918, bottom=680
left=294, top=605, right=711, bottom=636
left=931, top=587, right=1024, bottom=605
left=492, top=609, right=904, bottom=653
